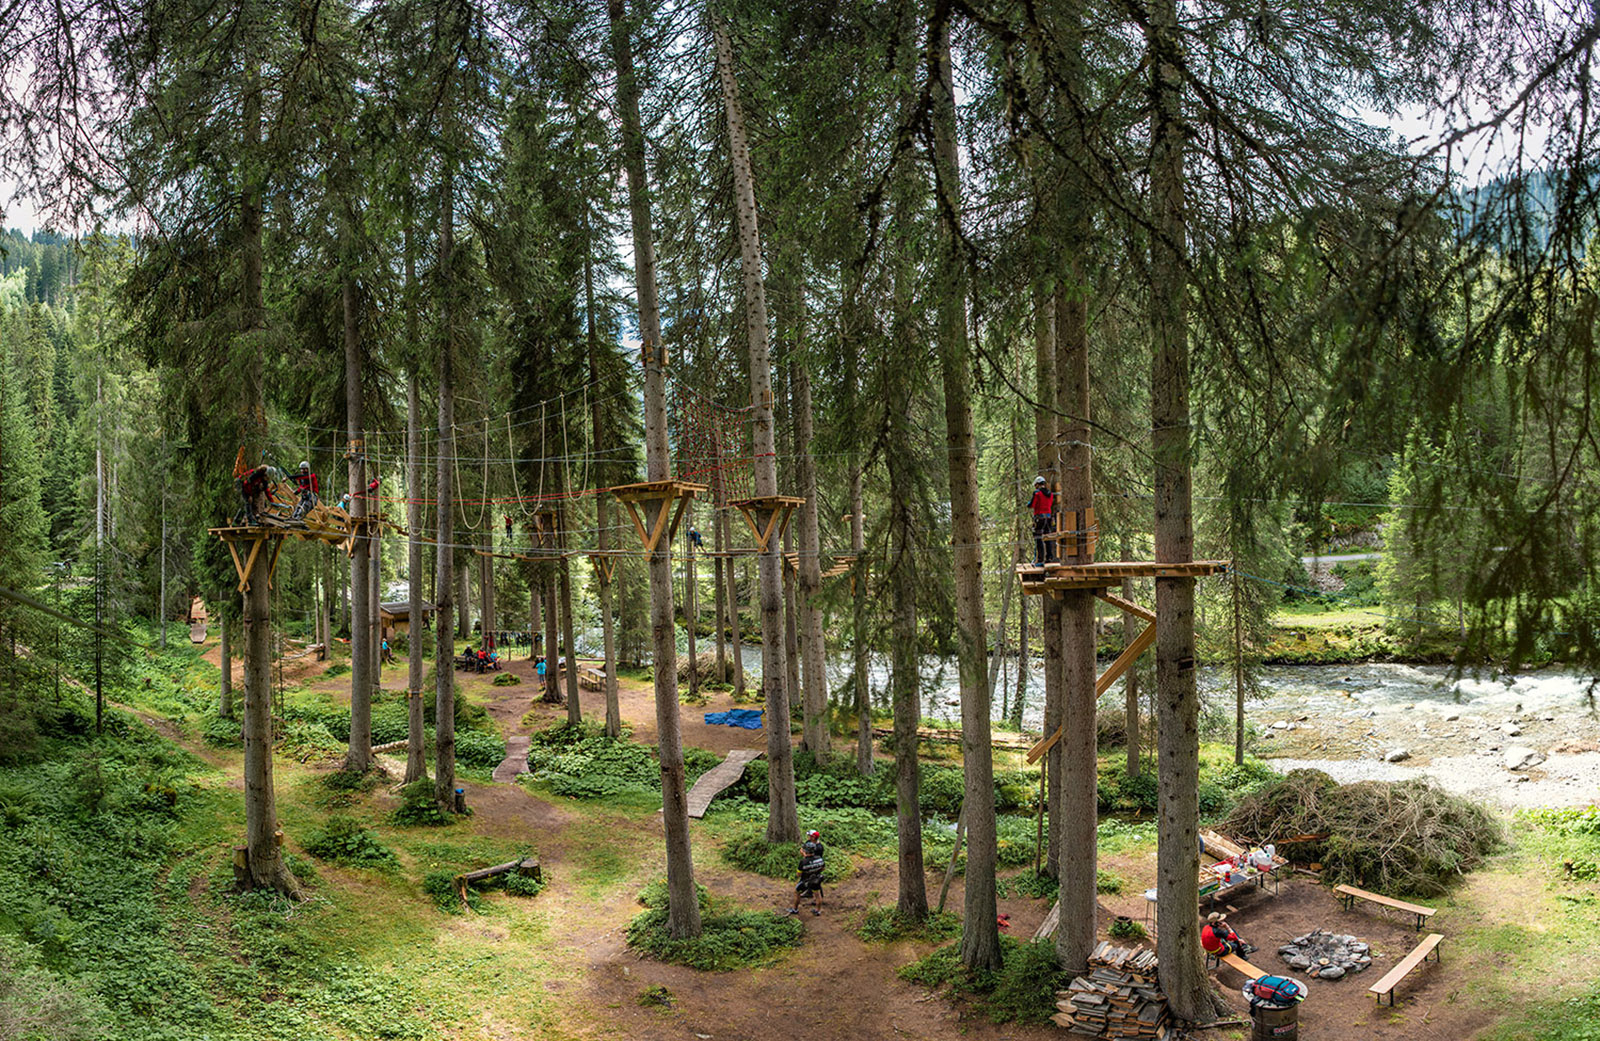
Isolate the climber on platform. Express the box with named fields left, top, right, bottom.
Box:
left=291, top=461, right=320, bottom=521
left=1029, top=476, right=1055, bottom=565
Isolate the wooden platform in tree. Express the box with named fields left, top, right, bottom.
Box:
left=730, top=495, right=806, bottom=552
left=610, top=480, right=707, bottom=552
left=1017, top=559, right=1229, bottom=593
left=821, top=556, right=856, bottom=579
left=683, top=748, right=764, bottom=818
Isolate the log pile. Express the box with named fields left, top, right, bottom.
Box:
left=1052, top=943, right=1169, bottom=1039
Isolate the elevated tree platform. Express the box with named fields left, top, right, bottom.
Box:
left=611, top=480, right=707, bottom=552
left=729, top=494, right=805, bottom=552
left=1017, top=559, right=1229, bottom=593
left=820, top=556, right=856, bottom=579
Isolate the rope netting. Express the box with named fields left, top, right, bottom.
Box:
left=669, top=379, right=754, bottom=506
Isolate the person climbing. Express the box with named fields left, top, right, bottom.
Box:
left=504, top=514, right=513, bottom=539
left=1201, top=912, right=1256, bottom=958
left=788, top=831, right=826, bottom=916
left=689, top=527, right=704, bottom=550
left=291, top=461, right=320, bottom=521
left=233, top=457, right=273, bottom=527
left=1029, top=476, right=1055, bottom=564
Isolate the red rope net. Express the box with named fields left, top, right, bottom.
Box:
left=669, top=381, right=754, bottom=506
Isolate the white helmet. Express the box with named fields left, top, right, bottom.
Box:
left=1034, top=476, right=1046, bottom=486
left=299, top=460, right=310, bottom=471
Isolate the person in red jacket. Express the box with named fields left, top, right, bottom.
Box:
left=1029, top=476, right=1055, bottom=564
left=1200, top=912, right=1255, bottom=957
left=291, top=461, right=320, bottom=521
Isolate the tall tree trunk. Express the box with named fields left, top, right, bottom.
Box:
left=887, top=343, right=926, bottom=919
left=1037, top=283, right=1063, bottom=878
left=240, top=50, right=297, bottom=896
left=609, top=0, right=701, bottom=939
left=845, top=293, right=871, bottom=776
left=457, top=551, right=471, bottom=639
left=344, top=268, right=373, bottom=774
left=480, top=533, right=495, bottom=647
left=561, top=551, right=581, bottom=721
left=713, top=520, right=727, bottom=685
left=1055, top=256, right=1096, bottom=976
left=406, top=361, right=428, bottom=785
left=433, top=158, right=458, bottom=816
left=686, top=500, right=699, bottom=699
left=794, top=324, right=829, bottom=758
left=584, top=237, right=621, bottom=736
left=318, top=548, right=331, bottom=660
left=930, top=13, right=998, bottom=971
left=219, top=616, right=233, bottom=718
left=714, top=17, right=797, bottom=843
left=783, top=524, right=801, bottom=743
left=723, top=507, right=746, bottom=698
left=1123, top=536, right=1141, bottom=778
left=1149, top=0, right=1223, bottom=1019
left=543, top=572, right=560, bottom=702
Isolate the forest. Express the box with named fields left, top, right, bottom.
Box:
left=2, top=1, right=1600, bottom=1039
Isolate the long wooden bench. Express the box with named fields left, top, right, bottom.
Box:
left=1211, top=952, right=1270, bottom=980
left=1369, top=933, right=1443, bottom=1005
left=1334, top=884, right=1437, bottom=931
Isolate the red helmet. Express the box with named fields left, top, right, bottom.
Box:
left=807, top=830, right=820, bottom=840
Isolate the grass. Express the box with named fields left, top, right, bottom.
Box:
left=626, top=881, right=803, bottom=971
left=1422, top=811, right=1600, bottom=1040
left=898, top=935, right=1069, bottom=1024
left=856, top=907, right=962, bottom=943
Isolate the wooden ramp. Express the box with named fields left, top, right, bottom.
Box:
left=685, top=749, right=764, bottom=818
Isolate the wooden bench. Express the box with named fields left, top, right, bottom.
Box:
left=1210, top=951, right=1270, bottom=980
left=1334, top=884, right=1437, bottom=931
left=1369, top=933, right=1443, bottom=1006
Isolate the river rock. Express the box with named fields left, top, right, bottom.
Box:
left=1507, top=727, right=1524, bottom=737
left=1320, top=965, right=1346, bottom=980
left=1505, top=746, right=1544, bottom=771
left=1385, top=748, right=1411, bottom=763
left=1271, top=720, right=1290, bottom=729
left=1445, top=712, right=1460, bottom=721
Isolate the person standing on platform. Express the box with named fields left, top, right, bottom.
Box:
left=1029, top=476, right=1055, bottom=564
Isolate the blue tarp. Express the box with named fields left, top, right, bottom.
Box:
left=704, top=709, right=764, bottom=729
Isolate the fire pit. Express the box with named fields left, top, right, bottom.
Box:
left=1277, top=929, right=1372, bottom=980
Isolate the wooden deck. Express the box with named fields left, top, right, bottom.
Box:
left=684, top=748, right=764, bottom=818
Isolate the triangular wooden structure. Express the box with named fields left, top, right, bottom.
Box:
left=730, top=495, right=805, bottom=553
left=611, top=480, right=707, bottom=552
left=1020, top=560, right=1228, bottom=764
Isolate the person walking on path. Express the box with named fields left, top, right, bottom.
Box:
left=788, top=831, right=826, bottom=916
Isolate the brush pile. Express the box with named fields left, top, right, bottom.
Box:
left=1222, top=768, right=1503, bottom=896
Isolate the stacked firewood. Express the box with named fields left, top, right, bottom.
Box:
left=1052, top=943, right=1170, bottom=1039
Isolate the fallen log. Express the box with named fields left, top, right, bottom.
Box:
left=457, top=858, right=541, bottom=886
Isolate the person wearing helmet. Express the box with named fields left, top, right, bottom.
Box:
left=788, top=831, right=826, bottom=916
left=1029, top=476, right=1055, bottom=564
left=290, top=460, right=320, bottom=521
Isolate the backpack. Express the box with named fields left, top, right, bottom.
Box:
left=799, top=854, right=825, bottom=880
left=1250, top=976, right=1304, bottom=1004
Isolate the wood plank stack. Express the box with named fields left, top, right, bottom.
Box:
left=1052, top=943, right=1169, bottom=1039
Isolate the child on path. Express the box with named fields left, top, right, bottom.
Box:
left=788, top=831, right=826, bottom=916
